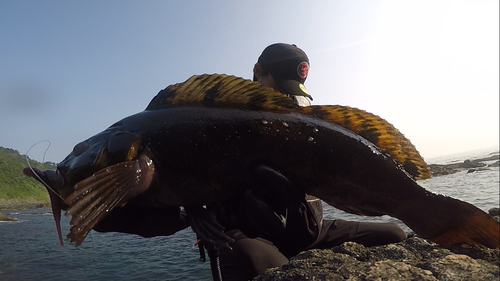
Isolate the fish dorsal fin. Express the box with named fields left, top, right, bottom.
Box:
left=147, top=74, right=430, bottom=180
left=299, top=105, right=431, bottom=180
left=146, top=74, right=298, bottom=111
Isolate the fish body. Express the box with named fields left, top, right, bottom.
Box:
left=24, top=74, right=499, bottom=249
left=59, top=105, right=408, bottom=208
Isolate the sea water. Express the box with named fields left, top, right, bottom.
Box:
left=1, top=150, right=498, bottom=281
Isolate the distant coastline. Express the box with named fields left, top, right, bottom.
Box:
left=428, top=151, right=499, bottom=177
left=0, top=200, right=51, bottom=221
left=1, top=150, right=497, bottom=213
left=0, top=200, right=51, bottom=211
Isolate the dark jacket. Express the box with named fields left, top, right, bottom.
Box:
left=211, top=194, right=323, bottom=258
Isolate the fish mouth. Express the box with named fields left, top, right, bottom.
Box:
left=23, top=167, right=69, bottom=247
left=23, top=167, right=70, bottom=204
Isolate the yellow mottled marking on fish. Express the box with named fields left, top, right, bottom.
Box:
left=298, top=105, right=431, bottom=180
left=26, top=73, right=498, bottom=250
left=147, top=74, right=297, bottom=111
left=147, top=74, right=430, bottom=180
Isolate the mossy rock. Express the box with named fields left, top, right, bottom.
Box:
left=0, top=212, right=18, bottom=221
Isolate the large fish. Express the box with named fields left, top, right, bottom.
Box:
left=24, top=74, right=499, bottom=249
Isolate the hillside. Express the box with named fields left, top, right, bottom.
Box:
left=0, top=146, right=55, bottom=209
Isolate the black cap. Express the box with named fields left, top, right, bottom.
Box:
left=254, top=43, right=312, bottom=100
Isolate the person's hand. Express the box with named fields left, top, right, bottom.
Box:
left=185, top=206, right=234, bottom=250
left=233, top=165, right=305, bottom=238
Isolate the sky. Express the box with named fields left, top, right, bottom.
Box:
left=1, top=0, right=498, bottom=163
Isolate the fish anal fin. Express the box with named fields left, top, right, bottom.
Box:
left=65, top=153, right=155, bottom=246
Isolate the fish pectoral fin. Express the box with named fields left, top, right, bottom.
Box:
left=64, top=154, right=155, bottom=246
left=185, top=206, right=235, bottom=250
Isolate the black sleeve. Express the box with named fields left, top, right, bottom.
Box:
left=225, top=165, right=320, bottom=257
left=271, top=197, right=320, bottom=258
left=93, top=204, right=189, bottom=237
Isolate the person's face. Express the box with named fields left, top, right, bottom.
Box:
left=253, top=63, right=283, bottom=93
left=253, top=62, right=311, bottom=106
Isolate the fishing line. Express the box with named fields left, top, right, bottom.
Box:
left=26, top=141, right=97, bottom=278
left=25, top=140, right=65, bottom=201
left=81, top=231, right=95, bottom=280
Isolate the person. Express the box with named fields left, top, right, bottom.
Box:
left=95, top=43, right=406, bottom=281
left=252, top=43, right=313, bottom=107
left=210, top=43, right=407, bottom=281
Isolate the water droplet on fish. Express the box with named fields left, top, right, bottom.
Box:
left=313, top=128, right=319, bottom=133
left=308, top=137, right=314, bottom=142
left=262, top=120, right=268, bottom=124
left=282, top=122, right=289, bottom=127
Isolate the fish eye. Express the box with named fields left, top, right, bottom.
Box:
left=72, top=141, right=89, bottom=156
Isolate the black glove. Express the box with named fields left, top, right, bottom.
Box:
left=94, top=205, right=190, bottom=237
left=232, top=165, right=305, bottom=239
left=185, top=206, right=235, bottom=250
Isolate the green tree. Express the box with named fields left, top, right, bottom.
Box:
left=0, top=146, right=55, bottom=206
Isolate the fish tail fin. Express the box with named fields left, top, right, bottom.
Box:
left=299, top=105, right=431, bottom=180
left=400, top=193, right=500, bottom=249
left=429, top=205, right=500, bottom=249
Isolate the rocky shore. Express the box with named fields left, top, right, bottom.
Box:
left=0, top=199, right=51, bottom=221
left=254, top=238, right=499, bottom=281
left=0, top=212, right=18, bottom=221
left=255, top=209, right=500, bottom=281
left=428, top=154, right=499, bottom=176
left=0, top=200, right=50, bottom=211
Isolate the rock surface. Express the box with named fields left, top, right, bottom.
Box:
left=254, top=237, right=499, bottom=281
left=428, top=154, right=499, bottom=176
left=0, top=212, right=18, bottom=221
left=254, top=153, right=500, bottom=281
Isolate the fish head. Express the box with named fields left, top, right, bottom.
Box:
left=24, top=129, right=152, bottom=247
left=23, top=166, right=69, bottom=204
left=24, top=130, right=144, bottom=203
left=56, top=130, right=143, bottom=191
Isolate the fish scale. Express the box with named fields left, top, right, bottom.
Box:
left=23, top=74, right=499, bottom=249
